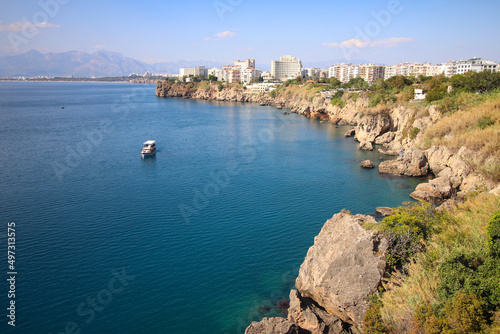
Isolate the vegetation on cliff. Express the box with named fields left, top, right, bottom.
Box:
left=423, top=92, right=500, bottom=182
left=364, top=193, right=500, bottom=334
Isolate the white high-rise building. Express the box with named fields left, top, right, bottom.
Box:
left=304, top=67, right=321, bottom=79
left=179, top=66, right=208, bottom=77
left=234, top=59, right=256, bottom=69
left=455, top=58, right=498, bottom=75
left=271, top=55, right=303, bottom=81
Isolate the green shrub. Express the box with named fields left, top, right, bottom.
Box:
left=269, top=90, right=276, bottom=98
left=413, top=303, right=450, bottom=334
left=487, top=211, right=500, bottom=256
left=478, top=116, right=494, bottom=130
left=438, top=249, right=483, bottom=300
left=217, top=82, right=223, bottom=92
left=380, top=202, right=445, bottom=271
left=351, top=93, right=359, bottom=102
left=409, top=127, right=420, bottom=139
left=364, top=297, right=390, bottom=334
left=384, top=228, right=422, bottom=271
left=381, top=202, right=441, bottom=241
left=426, top=90, right=446, bottom=103
left=445, top=292, right=487, bottom=333
left=438, top=249, right=500, bottom=313
left=330, top=90, right=345, bottom=108
left=438, top=96, right=459, bottom=113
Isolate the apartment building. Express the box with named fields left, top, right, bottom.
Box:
left=359, top=64, right=385, bottom=84
left=179, top=66, right=208, bottom=77
left=304, top=67, right=321, bottom=79
left=271, top=55, right=303, bottom=81
left=234, top=59, right=256, bottom=69
left=455, top=58, right=498, bottom=75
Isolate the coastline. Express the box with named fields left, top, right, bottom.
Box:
left=156, top=80, right=500, bottom=333
left=156, top=80, right=497, bottom=205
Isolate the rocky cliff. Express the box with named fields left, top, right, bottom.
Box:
left=245, top=212, right=388, bottom=334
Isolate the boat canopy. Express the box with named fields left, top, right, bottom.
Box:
left=143, top=140, right=156, bottom=145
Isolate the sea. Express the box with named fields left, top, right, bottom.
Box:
left=0, top=82, right=424, bottom=334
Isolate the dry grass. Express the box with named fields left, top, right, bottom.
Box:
left=379, top=193, right=500, bottom=333
left=423, top=94, right=500, bottom=181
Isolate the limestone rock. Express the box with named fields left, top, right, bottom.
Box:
left=378, top=149, right=429, bottom=176
left=288, top=289, right=345, bottom=334
left=360, top=160, right=375, bottom=168
left=245, top=317, right=299, bottom=334
left=376, top=207, right=393, bottom=216
left=295, top=212, right=388, bottom=328
left=344, top=128, right=356, bottom=137
left=378, top=148, right=399, bottom=156
left=359, top=141, right=374, bottom=151
left=355, top=114, right=392, bottom=143
left=374, top=131, right=396, bottom=145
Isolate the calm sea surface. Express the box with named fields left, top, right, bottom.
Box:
left=0, top=82, right=423, bottom=334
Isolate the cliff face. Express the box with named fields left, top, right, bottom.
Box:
left=245, top=212, right=388, bottom=334
left=156, top=82, right=330, bottom=116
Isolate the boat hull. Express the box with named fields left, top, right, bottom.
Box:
left=141, top=151, right=156, bottom=158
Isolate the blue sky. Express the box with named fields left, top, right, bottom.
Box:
left=1, top=0, right=499, bottom=65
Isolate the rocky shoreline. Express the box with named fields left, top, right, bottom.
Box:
left=156, top=81, right=499, bottom=333
left=156, top=81, right=494, bottom=205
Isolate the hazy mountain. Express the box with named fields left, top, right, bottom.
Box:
left=0, top=50, right=153, bottom=77
left=0, top=50, right=229, bottom=77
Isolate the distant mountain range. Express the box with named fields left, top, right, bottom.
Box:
left=0, top=50, right=226, bottom=77
left=0, top=50, right=368, bottom=77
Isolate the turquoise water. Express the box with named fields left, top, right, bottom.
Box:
left=0, top=82, right=423, bottom=334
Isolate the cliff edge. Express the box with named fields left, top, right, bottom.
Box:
left=245, top=212, right=388, bottom=334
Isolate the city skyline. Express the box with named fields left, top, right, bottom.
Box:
left=1, top=0, right=499, bottom=66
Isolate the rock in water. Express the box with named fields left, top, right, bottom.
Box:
left=295, top=212, right=388, bottom=328
left=376, top=207, right=393, bottom=216
left=288, top=289, right=345, bottom=334
left=378, top=149, right=429, bottom=176
left=359, top=141, right=374, bottom=151
left=245, top=317, right=299, bottom=334
left=360, top=160, right=375, bottom=168
left=344, top=128, right=355, bottom=137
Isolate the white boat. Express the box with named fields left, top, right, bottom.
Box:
left=141, top=140, right=156, bottom=158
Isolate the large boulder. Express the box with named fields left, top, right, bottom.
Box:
left=376, top=207, right=393, bottom=216
left=360, top=160, right=375, bottom=168
left=245, top=317, right=299, bottom=334
left=344, top=128, right=356, bottom=137
left=374, top=131, right=396, bottom=145
left=359, top=141, right=374, bottom=151
left=295, top=212, right=388, bottom=328
left=378, top=149, right=429, bottom=176
left=288, top=289, right=345, bottom=334
left=410, top=168, right=463, bottom=202
left=355, top=114, right=392, bottom=143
